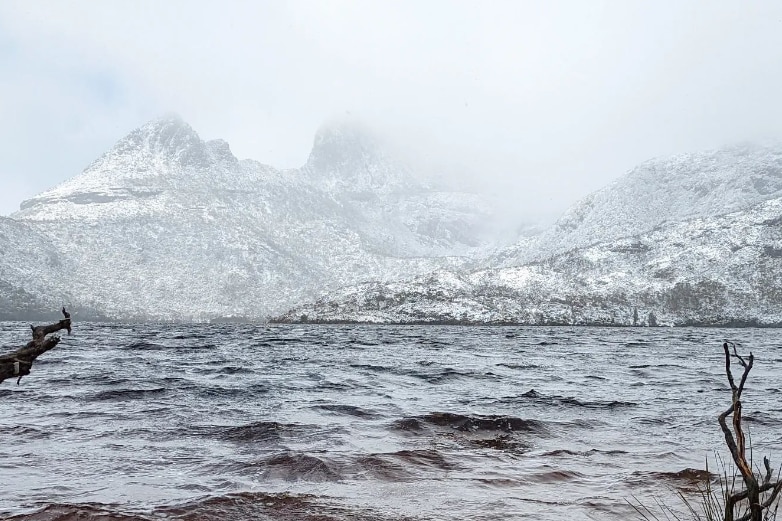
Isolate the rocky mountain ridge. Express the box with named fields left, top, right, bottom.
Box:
left=278, top=142, right=782, bottom=326
left=494, top=143, right=782, bottom=267
left=3, top=115, right=782, bottom=324
left=277, top=196, right=782, bottom=326
left=2, top=116, right=498, bottom=321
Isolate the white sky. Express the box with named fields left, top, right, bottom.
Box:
left=1, top=1, right=782, bottom=221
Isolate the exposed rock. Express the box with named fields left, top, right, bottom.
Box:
left=4, top=116, right=498, bottom=321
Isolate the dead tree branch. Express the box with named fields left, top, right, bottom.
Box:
left=0, top=308, right=71, bottom=385
left=718, top=341, right=782, bottom=521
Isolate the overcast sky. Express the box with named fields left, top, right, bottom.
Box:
left=1, top=1, right=782, bottom=220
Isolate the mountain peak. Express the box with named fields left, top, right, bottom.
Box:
left=13, top=116, right=243, bottom=219
left=305, top=119, right=386, bottom=172
left=114, top=114, right=202, bottom=158
left=517, top=141, right=782, bottom=263
left=100, top=114, right=241, bottom=171
left=303, top=119, right=417, bottom=193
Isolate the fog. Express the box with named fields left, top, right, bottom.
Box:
left=1, top=1, right=782, bottom=221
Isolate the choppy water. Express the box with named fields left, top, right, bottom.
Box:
left=1, top=323, right=781, bottom=521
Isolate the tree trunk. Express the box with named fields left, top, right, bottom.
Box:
left=719, top=341, right=782, bottom=521
left=0, top=308, right=72, bottom=385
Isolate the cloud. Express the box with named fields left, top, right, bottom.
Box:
left=1, top=0, right=782, bottom=220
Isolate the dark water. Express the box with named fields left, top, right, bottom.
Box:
left=1, top=324, right=781, bottom=521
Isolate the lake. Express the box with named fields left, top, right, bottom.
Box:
left=1, top=323, right=781, bottom=520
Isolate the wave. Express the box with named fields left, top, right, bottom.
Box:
left=3, top=503, right=149, bottom=521
left=352, top=455, right=413, bottom=481
left=390, top=412, right=544, bottom=453
left=628, top=467, right=715, bottom=489
left=628, top=363, right=682, bottom=369
left=312, top=404, right=379, bottom=418
left=0, top=425, right=52, bottom=439
left=384, top=449, right=457, bottom=471
left=88, top=388, right=167, bottom=401
left=519, top=389, right=637, bottom=409
left=200, top=421, right=310, bottom=443
left=527, top=469, right=585, bottom=483
left=258, top=452, right=342, bottom=482
left=124, top=341, right=166, bottom=351
left=495, top=362, right=542, bottom=370
left=743, top=411, right=782, bottom=426
left=169, top=333, right=208, bottom=340
left=648, top=468, right=714, bottom=481
left=166, top=491, right=412, bottom=520
left=348, top=363, right=390, bottom=372
left=215, top=365, right=254, bottom=375
left=394, top=412, right=549, bottom=435
left=257, top=337, right=307, bottom=345
left=540, top=448, right=628, bottom=457
left=4, top=492, right=405, bottom=521
left=468, top=434, right=530, bottom=451
left=194, top=384, right=269, bottom=399
left=406, top=367, right=472, bottom=384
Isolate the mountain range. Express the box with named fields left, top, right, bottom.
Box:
left=1, top=116, right=496, bottom=321
left=3, top=117, right=782, bottom=325
left=278, top=143, right=782, bottom=326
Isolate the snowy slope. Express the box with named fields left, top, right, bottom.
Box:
left=6, top=116, right=496, bottom=320
left=496, top=143, right=782, bottom=266
left=279, top=170, right=782, bottom=326
left=6, top=116, right=782, bottom=324
left=0, top=217, right=63, bottom=319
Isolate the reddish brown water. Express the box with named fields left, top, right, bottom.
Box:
left=1, top=324, right=780, bottom=520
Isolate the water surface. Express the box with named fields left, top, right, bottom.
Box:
left=1, top=324, right=780, bottom=520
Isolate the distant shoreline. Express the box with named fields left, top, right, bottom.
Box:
left=1, top=316, right=780, bottom=328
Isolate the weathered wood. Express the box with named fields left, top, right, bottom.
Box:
left=0, top=308, right=71, bottom=385
left=719, top=341, right=782, bottom=521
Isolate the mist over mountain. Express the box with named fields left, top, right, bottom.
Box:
left=3, top=116, right=501, bottom=321
left=493, top=143, right=782, bottom=267
left=279, top=142, right=782, bottom=326
left=3, top=115, right=782, bottom=325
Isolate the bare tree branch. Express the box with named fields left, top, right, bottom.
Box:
left=763, top=457, right=773, bottom=486
left=718, top=341, right=778, bottom=521
left=761, top=481, right=782, bottom=509
left=0, top=308, right=72, bottom=385
left=723, top=341, right=738, bottom=392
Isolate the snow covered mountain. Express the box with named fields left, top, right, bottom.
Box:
left=277, top=196, right=782, bottom=326
left=0, top=217, right=61, bottom=319
left=4, top=116, right=496, bottom=321
left=5, top=117, right=782, bottom=325
left=495, top=143, right=782, bottom=266
left=278, top=144, right=782, bottom=326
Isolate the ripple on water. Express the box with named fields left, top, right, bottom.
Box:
left=2, top=323, right=782, bottom=521
left=4, top=492, right=410, bottom=521
left=518, top=389, right=638, bottom=409
left=204, top=421, right=312, bottom=444
left=88, top=388, right=168, bottom=402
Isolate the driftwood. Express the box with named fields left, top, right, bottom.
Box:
left=719, top=341, right=782, bottom=521
left=0, top=308, right=71, bottom=385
